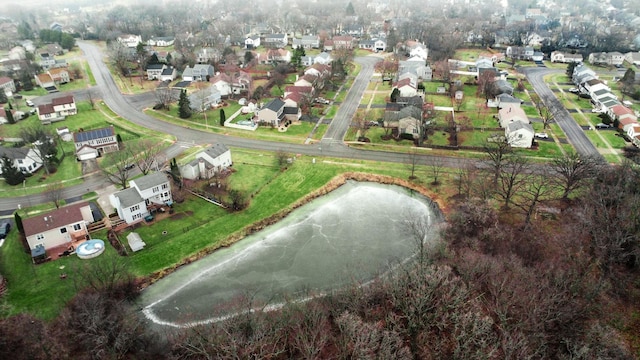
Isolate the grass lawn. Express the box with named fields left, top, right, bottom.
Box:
left=424, top=81, right=446, bottom=92
left=599, top=131, right=628, bottom=149
left=84, top=62, right=97, bottom=86
left=458, top=130, right=503, bottom=147
left=360, top=93, right=373, bottom=105
left=325, top=105, right=338, bottom=119
left=522, top=105, right=539, bottom=117
left=372, top=92, right=388, bottom=105
left=335, top=90, right=348, bottom=103
left=454, top=48, right=484, bottom=61
left=530, top=141, right=566, bottom=158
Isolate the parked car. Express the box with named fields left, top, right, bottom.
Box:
left=595, top=123, right=611, bottom=129
left=568, top=88, right=579, bottom=93
left=124, top=163, right=136, bottom=170
left=13, top=94, right=22, bottom=99
left=534, top=132, right=549, bottom=139
left=26, top=99, right=34, bottom=107
left=0, top=221, right=10, bottom=240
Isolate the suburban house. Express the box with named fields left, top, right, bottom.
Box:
left=146, top=64, right=166, bottom=80
left=48, top=67, right=70, bottom=84
left=35, top=73, right=57, bottom=92
left=0, top=76, right=16, bottom=94
left=398, top=60, right=432, bottom=80
left=244, top=36, right=261, bottom=49
left=506, top=121, right=534, bottom=148
left=73, top=126, right=119, bottom=161
left=583, top=79, right=610, bottom=97
left=494, top=79, right=514, bottom=96
left=147, top=36, right=174, bottom=47
left=627, top=124, right=640, bottom=147
left=358, top=38, right=387, bottom=52
left=393, top=77, right=418, bottom=97
left=182, top=64, right=215, bottom=82
left=259, top=49, right=291, bottom=64
left=498, top=106, right=529, bottom=128
left=23, top=202, right=95, bottom=258
left=397, top=115, right=422, bottom=139
left=294, top=74, right=318, bottom=88
left=197, top=47, right=221, bottom=63
left=314, top=52, right=332, bottom=65
left=625, top=52, right=640, bottom=66
left=160, top=66, right=177, bottom=81
left=332, top=36, right=355, bottom=49
left=257, top=98, right=286, bottom=126
left=210, top=71, right=252, bottom=97
left=38, top=52, right=56, bottom=69
left=550, top=51, right=583, bottom=63
left=588, top=52, right=625, bottom=66
left=610, top=104, right=638, bottom=127
left=37, top=95, right=77, bottom=124
left=572, top=64, right=597, bottom=86
left=492, top=93, right=522, bottom=108
left=292, top=35, right=320, bottom=49
left=117, top=34, right=143, bottom=48
left=181, top=143, right=232, bottom=180
left=300, top=56, right=314, bottom=67
left=404, top=40, right=429, bottom=60
left=110, top=172, right=173, bottom=224
left=0, top=146, right=42, bottom=175
left=189, top=85, right=222, bottom=112
left=304, top=64, right=331, bottom=78
left=263, top=33, right=288, bottom=48
left=323, top=39, right=334, bottom=51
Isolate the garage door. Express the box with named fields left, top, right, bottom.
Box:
left=78, top=152, right=97, bottom=161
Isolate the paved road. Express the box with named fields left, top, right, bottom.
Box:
left=521, top=67, right=603, bottom=160
left=0, top=43, right=469, bottom=213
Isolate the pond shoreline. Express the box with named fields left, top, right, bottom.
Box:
left=138, top=172, right=448, bottom=290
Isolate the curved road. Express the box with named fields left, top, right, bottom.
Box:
left=521, top=67, right=602, bottom=160
left=0, top=43, right=469, bottom=213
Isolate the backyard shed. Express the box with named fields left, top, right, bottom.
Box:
left=127, top=232, right=146, bottom=252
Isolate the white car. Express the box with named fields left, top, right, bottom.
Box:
left=568, top=88, right=579, bottom=93
left=534, top=132, right=549, bottom=139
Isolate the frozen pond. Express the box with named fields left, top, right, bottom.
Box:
left=140, top=181, right=443, bottom=327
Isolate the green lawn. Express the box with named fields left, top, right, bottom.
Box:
left=325, top=105, right=338, bottom=119
left=458, top=130, right=503, bottom=147
left=371, top=92, right=388, bottom=105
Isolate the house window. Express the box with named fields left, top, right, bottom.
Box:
left=163, top=192, right=169, bottom=198
left=130, top=204, right=140, bottom=212
left=153, top=186, right=159, bottom=193
left=132, top=213, right=142, bottom=220
left=162, top=184, right=168, bottom=189
left=36, top=234, right=45, bottom=241
left=18, top=159, right=23, bottom=164
left=73, top=224, right=82, bottom=231
left=60, top=227, right=67, bottom=234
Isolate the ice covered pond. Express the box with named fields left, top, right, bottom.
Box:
left=140, top=181, right=443, bottom=327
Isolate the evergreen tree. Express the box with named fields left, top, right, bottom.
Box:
left=390, top=88, right=400, bottom=103
left=346, top=1, right=355, bottom=16
left=5, top=107, right=15, bottom=124
left=178, top=89, right=192, bottom=119
left=20, top=71, right=34, bottom=91
left=1, top=156, right=26, bottom=186
left=291, top=47, right=306, bottom=68
left=220, top=109, right=226, bottom=127
left=60, top=33, right=75, bottom=50
left=620, top=68, right=636, bottom=95
left=566, top=62, right=577, bottom=78
left=14, top=211, right=24, bottom=234
left=244, top=51, right=254, bottom=65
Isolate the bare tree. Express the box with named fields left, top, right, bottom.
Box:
left=128, top=139, right=165, bottom=175
left=515, top=171, right=553, bottom=228
left=154, top=87, right=176, bottom=110
left=275, top=150, right=290, bottom=170
left=407, top=148, right=420, bottom=180
left=483, top=137, right=512, bottom=184
left=100, top=149, right=135, bottom=189
left=20, top=125, right=58, bottom=175
left=107, top=41, right=131, bottom=77
left=45, top=182, right=64, bottom=209
left=495, top=154, right=529, bottom=210
left=429, top=156, right=444, bottom=186
left=352, top=111, right=370, bottom=141
left=86, top=88, right=96, bottom=110
left=551, top=151, right=599, bottom=201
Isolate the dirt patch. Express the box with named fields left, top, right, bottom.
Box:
left=170, top=211, right=192, bottom=220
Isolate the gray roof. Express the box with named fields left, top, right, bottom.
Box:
left=73, top=126, right=114, bottom=143
left=0, top=146, right=29, bottom=160
left=114, top=187, right=144, bottom=208
left=202, top=143, right=229, bottom=159
left=161, top=67, right=175, bottom=75
left=132, top=172, right=169, bottom=191
left=147, top=64, right=164, bottom=70
left=507, top=121, right=533, bottom=133
left=265, top=98, right=285, bottom=112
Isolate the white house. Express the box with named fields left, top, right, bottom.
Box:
left=117, top=34, right=143, bottom=48
left=160, top=67, right=177, bottom=82
left=625, top=52, right=640, bottom=66
left=506, top=121, right=534, bottom=148
left=146, top=64, right=165, bottom=80
left=181, top=143, right=232, bottom=180
left=0, top=76, right=16, bottom=94
left=73, top=126, right=119, bottom=160
left=147, top=36, right=174, bottom=47
left=398, top=60, right=432, bottom=80
left=23, top=202, right=94, bottom=257
left=550, top=51, right=583, bottom=63
left=0, top=146, right=42, bottom=175
left=314, top=52, right=332, bottom=65
left=245, top=36, right=261, bottom=49
left=263, top=33, right=288, bottom=48
left=292, top=35, right=320, bottom=49
left=110, top=172, right=173, bottom=224
left=393, top=77, right=418, bottom=97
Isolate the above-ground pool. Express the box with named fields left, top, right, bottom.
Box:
left=76, top=239, right=105, bottom=259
